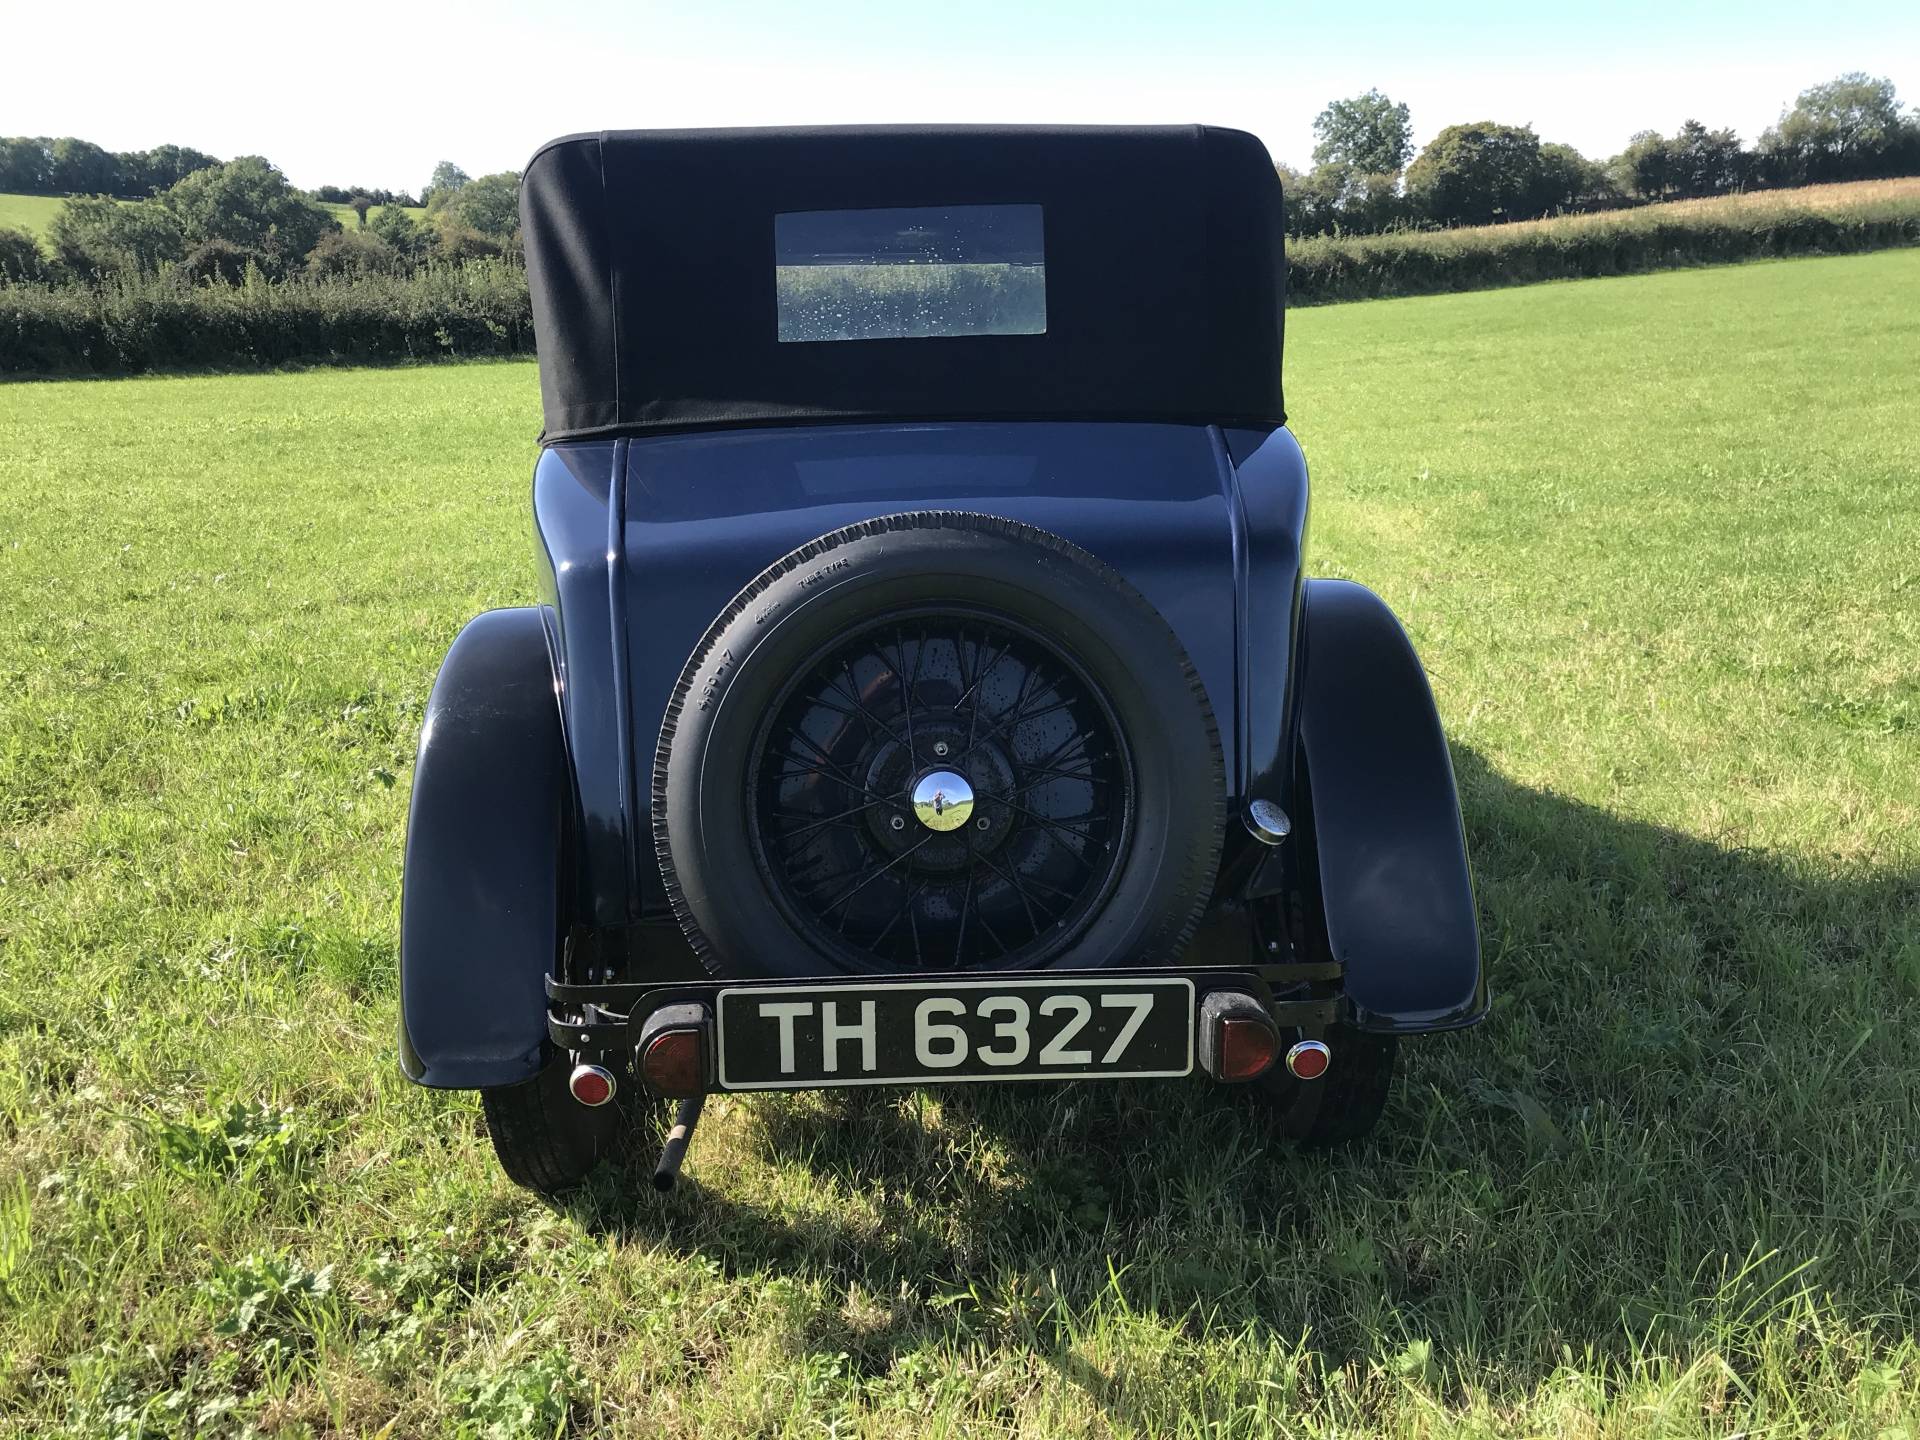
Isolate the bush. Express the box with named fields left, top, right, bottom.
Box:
left=305, top=229, right=401, bottom=278
left=0, top=226, right=52, bottom=284
left=48, top=196, right=187, bottom=279
left=0, top=261, right=533, bottom=375
left=432, top=222, right=501, bottom=263
left=179, top=239, right=264, bottom=286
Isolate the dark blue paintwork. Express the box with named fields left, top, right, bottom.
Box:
left=398, top=607, right=567, bottom=1088
left=1292, top=579, right=1486, bottom=1032
left=401, top=417, right=1484, bottom=1089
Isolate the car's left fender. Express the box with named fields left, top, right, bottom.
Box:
left=399, top=607, right=568, bottom=1089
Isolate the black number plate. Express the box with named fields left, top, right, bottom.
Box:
left=715, top=977, right=1195, bottom=1090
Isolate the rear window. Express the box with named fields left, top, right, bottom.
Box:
left=775, top=204, right=1046, bottom=343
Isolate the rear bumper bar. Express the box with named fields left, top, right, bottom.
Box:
left=546, top=961, right=1343, bottom=1075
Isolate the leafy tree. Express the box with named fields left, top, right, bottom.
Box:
left=1405, top=121, right=1546, bottom=226
left=48, top=196, right=187, bottom=277
left=162, top=156, right=336, bottom=269
left=1531, top=143, right=1613, bottom=213
left=347, top=193, right=374, bottom=228
left=1312, top=90, right=1414, bottom=176
left=1669, top=120, right=1745, bottom=198
left=423, top=161, right=471, bottom=211
left=125, top=144, right=219, bottom=194
left=0, top=225, right=54, bottom=283
left=440, top=171, right=519, bottom=240
left=48, top=137, right=123, bottom=195
left=1612, top=130, right=1675, bottom=201
left=1276, top=163, right=1332, bottom=236
left=0, top=137, right=53, bottom=192
left=1761, top=73, right=1917, bottom=183
left=369, top=203, right=428, bottom=264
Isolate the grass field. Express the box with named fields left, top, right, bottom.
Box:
left=2, top=249, right=1917, bottom=1437
left=0, top=192, right=69, bottom=237
left=0, top=192, right=427, bottom=241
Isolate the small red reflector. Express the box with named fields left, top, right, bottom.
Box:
left=568, top=1063, right=617, bottom=1107
left=641, top=1028, right=706, bottom=1098
left=1286, top=1040, right=1331, bottom=1081
left=1218, top=1016, right=1280, bottom=1082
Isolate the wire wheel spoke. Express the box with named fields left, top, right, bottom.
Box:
left=752, top=607, right=1132, bottom=970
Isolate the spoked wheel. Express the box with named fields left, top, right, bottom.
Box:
left=751, top=609, right=1132, bottom=971
left=655, top=512, right=1226, bottom=978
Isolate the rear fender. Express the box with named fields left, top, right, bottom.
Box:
left=1293, top=579, right=1485, bottom=1032
left=399, top=607, right=568, bottom=1089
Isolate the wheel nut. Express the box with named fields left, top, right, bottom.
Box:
left=975, top=816, right=990, bottom=830
left=890, top=814, right=906, bottom=831
left=933, top=741, right=949, bottom=756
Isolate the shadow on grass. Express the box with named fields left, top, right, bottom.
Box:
left=564, top=743, right=1919, bottom=1399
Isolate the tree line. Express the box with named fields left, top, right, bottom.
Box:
left=2, top=69, right=1914, bottom=292
left=0, top=154, right=521, bottom=287
left=1283, top=72, right=1919, bottom=235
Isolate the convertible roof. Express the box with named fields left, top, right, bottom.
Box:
left=520, top=125, right=1287, bottom=442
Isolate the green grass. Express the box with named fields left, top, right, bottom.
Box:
left=2, top=249, right=1917, bottom=1437
left=318, top=202, right=429, bottom=231
left=0, top=192, right=426, bottom=241
left=0, top=192, right=70, bottom=237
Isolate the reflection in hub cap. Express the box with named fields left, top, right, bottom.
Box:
left=911, top=770, right=975, bottom=832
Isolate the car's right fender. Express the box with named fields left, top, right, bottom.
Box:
left=1292, top=579, right=1485, bottom=1033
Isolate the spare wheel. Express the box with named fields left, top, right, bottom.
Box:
left=653, top=511, right=1224, bottom=977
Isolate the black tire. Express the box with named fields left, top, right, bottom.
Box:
left=481, top=1058, right=622, bottom=1195
left=1250, top=1025, right=1397, bottom=1145
left=654, top=511, right=1225, bottom=977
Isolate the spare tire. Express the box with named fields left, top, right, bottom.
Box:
left=653, top=512, right=1223, bottom=977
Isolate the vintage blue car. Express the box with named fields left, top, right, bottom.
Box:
left=399, top=125, right=1484, bottom=1194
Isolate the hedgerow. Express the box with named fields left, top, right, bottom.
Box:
left=1287, top=191, right=1920, bottom=303
left=1, top=190, right=1915, bottom=375
left=0, top=260, right=530, bottom=375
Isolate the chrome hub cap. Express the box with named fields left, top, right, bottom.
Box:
left=911, top=770, right=975, bottom=831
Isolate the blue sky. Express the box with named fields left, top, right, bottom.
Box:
left=6, top=0, right=1916, bottom=192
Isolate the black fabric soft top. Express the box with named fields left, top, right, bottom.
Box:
left=520, top=125, right=1287, bottom=442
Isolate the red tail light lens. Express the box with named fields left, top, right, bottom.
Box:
left=641, top=1028, right=707, bottom=1098
left=1218, top=1016, right=1280, bottom=1082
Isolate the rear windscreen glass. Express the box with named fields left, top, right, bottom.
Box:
left=775, top=204, right=1046, bottom=343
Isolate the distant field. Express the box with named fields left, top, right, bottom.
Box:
left=1472, top=173, right=1920, bottom=236
left=0, top=191, right=426, bottom=240
left=1, top=251, right=1917, bottom=1436
left=0, top=191, right=67, bottom=236
left=319, top=201, right=430, bottom=230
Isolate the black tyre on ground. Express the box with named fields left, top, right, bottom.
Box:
left=654, top=512, right=1225, bottom=977
left=481, top=1058, right=622, bottom=1195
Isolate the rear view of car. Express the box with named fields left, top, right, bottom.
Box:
left=398, top=126, right=1484, bottom=1195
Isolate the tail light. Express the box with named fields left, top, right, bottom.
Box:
left=635, top=1002, right=713, bottom=1098
left=1197, top=990, right=1280, bottom=1083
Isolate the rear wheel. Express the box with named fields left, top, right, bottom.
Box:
left=654, top=512, right=1225, bottom=977
left=481, top=1057, right=623, bottom=1195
